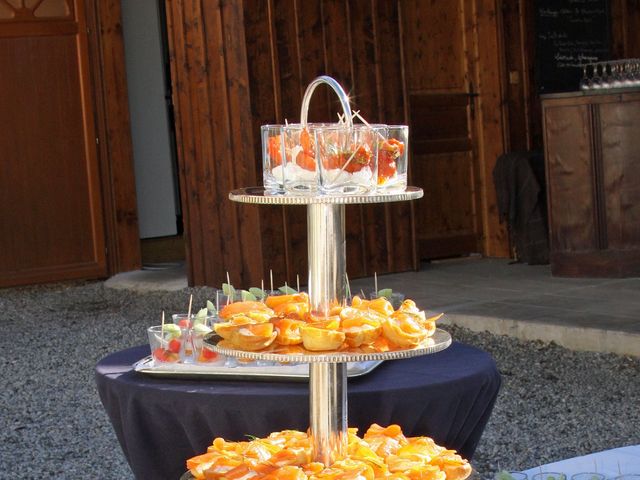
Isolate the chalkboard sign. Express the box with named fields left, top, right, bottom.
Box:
left=535, top=0, right=611, bottom=93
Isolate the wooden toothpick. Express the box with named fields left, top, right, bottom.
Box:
left=345, top=272, right=351, bottom=303
left=374, top=272, right=378, bottom=294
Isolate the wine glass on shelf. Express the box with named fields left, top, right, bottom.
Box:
left=600, top=62, right=612, bottom=89
left=580, top=64, right=592, bottom=90
left=590, top=63, right=603, bottom=89
left=629, top=60, right=640, bottom=87
left=611, top=61, right=624, bottom=88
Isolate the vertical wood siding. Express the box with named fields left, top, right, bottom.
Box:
left=244, top=0, right=417, bottom=287
left=166, top=0, right=263, bottom=287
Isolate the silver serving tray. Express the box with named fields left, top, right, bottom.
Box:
left=133, top=355, right=382, bottom=382
left=229, top=186, right=423, bottom=205
left=204, top=328, right=451, bottom=364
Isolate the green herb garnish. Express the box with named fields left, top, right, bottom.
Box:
left=377, top=288, right=393, bottom=299
left=206, top=300, right=217, bottom=315
left=240, top=290, right=257, bottom=301
left=249, top=287, right=266, bottom=301
left=278, top=285, right=297, bottom=295
left=222, top=282, right=236, bottom=297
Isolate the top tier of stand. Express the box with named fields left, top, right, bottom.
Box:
left=229, top=186, right=423, bottom=205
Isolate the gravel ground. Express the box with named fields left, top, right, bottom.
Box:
left=0, top=281, right=638, bottom=479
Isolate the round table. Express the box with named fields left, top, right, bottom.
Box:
left=95, top=341, right=501, bottom=480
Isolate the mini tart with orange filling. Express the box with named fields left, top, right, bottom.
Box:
left=214, top=322, right=277, bottom=351
left=299, top=319, right=346, bottom=351
left=270, top=317, right=305, bottom=345
left=351, top=295, right=395, bottom=317
left=396, top=300, right=442, bottom=337
left=219, top=301, right=274, bottom=320
left=265, top=292, right=309, bottom=309
left=339, top=307, right=383, bottom=348
left=381, top=311, right=429, bottom=348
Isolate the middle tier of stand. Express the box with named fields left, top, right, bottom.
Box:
left=204, top=329, right=452, bottom=363
left=225, top=183, right=445, bottom=466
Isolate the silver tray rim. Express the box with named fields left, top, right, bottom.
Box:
left=133, top=356, right=383, bottom=381
left=203, top=328, right=451, bottom=363
left=228, top=186, right=423, bottom=205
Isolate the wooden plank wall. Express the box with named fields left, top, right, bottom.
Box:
left=165, top=0, right=264, bottom=287
left=611, top=0, right=640, bottom=58
left=244, top=0, right=416, bottom=287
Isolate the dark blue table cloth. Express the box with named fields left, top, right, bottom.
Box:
left=95, top=341, right=500, bottom=480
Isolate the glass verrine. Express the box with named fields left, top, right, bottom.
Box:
left=571, top=473, right=605, bottom=480
left=377, top=125, right=408, bottom=192
left=316, top=124, right=377, bottom=194
left=495, top=472, right=527, bottom=480
left=147, top=325, right=183, bottom=363
left=191, top=323, right=221, bottom=363
left=283, top=123, right=318, bottom=194
left=532, top=473, right=567, bottom=480
left=172, top=311, right=217, bottom=329
left=261, top=124, right=285, bottom=193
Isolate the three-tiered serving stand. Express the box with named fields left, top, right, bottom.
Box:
left=205, top=76, right=452, bottom=467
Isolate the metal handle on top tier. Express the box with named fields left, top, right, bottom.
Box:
left=300, top=75, right=353, bottom=128
left=301, top=76, right=351, bottom=465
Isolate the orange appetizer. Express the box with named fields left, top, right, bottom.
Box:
left=212, top=291, right=441, bottom=354
left=186, top=425, right=471, bottom=480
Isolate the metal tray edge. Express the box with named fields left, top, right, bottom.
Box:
left=133, top=357, right=383, bottom=382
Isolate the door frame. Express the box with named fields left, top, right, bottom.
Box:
left=86, top=0, right=141, bottom=276
left=466, top=0, right=510, bottom=258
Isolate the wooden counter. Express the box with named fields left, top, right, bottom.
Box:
left=541, top=88, right=640, bottom=277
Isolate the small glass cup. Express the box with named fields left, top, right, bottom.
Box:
left=316, top=124, right=377, bottom=194
left=495, top=472, right=527, bottom=480
left=532, top=473, right=566, bottom=480
left=172, top=312, right=216, bottom=329
left=571, top=473, right=605, bottom=480
left=612, top=476, right=640, bottom=480
left=147, top=325, right=183, bottom=363
left=283, top=123, right=318, bottom=194
left=261, top=125, right=285, bottom=193
left=191, top=324, right=221, bottom=364
left=377, top=125, right=408, bottom=192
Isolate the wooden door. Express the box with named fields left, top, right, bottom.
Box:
left=400, top=0, right=507, bottom=260
left=0, top=0, right=107, bottom=287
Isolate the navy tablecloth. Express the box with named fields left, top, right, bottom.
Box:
left=95, top=342, right=500, bottom=480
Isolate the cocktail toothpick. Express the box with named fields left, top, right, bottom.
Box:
left=296, top=274, right=300, bottom=293
left=374, top=272, right=378, bottom=295
left=270, top=269, right=274, bottom=293
left=187, top=294, right=193, bottom=321
left=353, top=110, right=386, bottom=141
left=160, top=310, right=166, bottom=348
left=345, top=272, right=352, bottom=303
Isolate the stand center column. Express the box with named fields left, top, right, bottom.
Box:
left=307, top=203, right=348, bottom=465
